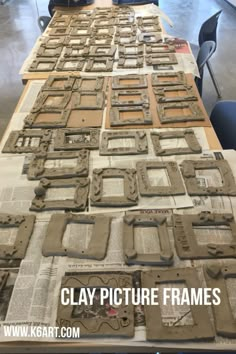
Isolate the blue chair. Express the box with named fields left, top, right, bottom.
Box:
left=198, top=10, right=222, bottom=98
left=195, top=41, right=216, bottom=97
left=210, top=101, right=236, bottom=150
left=38, top=16, right=51, bottom=33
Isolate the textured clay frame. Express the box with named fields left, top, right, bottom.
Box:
left=111, top=90, right=149, bottom=106
left=0, top=214, right=35, bottom=260
left=70, top=19, right=92, bottom=28
left=117, top=17, right=135, bottom=26
left=85, top=58, right=113, bottom=72
left=204, top=263, right=236, bottom=338
left=24, top=109, right=70, bottom=129
left=152, top=71, right=187, bottom=86
left=142, top=268, right=215, bottom=341
left=27, top=150, right=89, bottom=180
left=138, top=33, right=162, bottom=43
left=92, top=27, right=115, bottom=38
left=73, top=76, right=104, bottom=91
left=150, top=129, right=202, bottom=156
left=64, top=36, right=87, bottom=47
left=42, top=213, right=111, bottom=260
left=100, top=131, right=148, bottom=156
left=88, top=45, right=117, bottom=57
left=139, top=23, right=161, bottom=33
left=117, top=56, right=143, bottom=69
left=116, top=25, right=136, bottom=36
left=112, top=75, right=148, bottom=90
left=119, top=44, right=144, bottom=56
left=123, top=214, right=173, bottom=266
left=181, top=159, right=236, bottom=196
left=42, top=76, right=75, bottom=91
left=31, top=91, right=71, bottom=112
left=93, top=18, right=117, bottom=27
left=154, top=85, right=198, bottom=103
left=146, top=53, right=178, bottom=66
left=49, top=27, right=70, bottom=36
left=2, top=129, right=52, bottom=154
left=30, top=177, right=89, bottom=212
left=56, top=58, right=85, bottom=71
left=114, top=34, right=136, bottom=45
left=137, top=16, right=160, bottom=26
left=57, top=272, right=134, bottom=337
left=90, top=168, right=138, bottom=207
left=70, top=27, right=92, bottom=36
left=54, top=128, right=100, bottom=151
left=29, top=58, right=57, bottom=72
left=157, top=102, right=205, bottom=124
left=146, top=43, right=175, bottom=54
left=110, top=106, right=152, bottom=127
left=88, top=37, right=113, bottom=46
left=136, top=160, right=186, bottom=196
left=72, top=92, right=105, bottom=110
left=41, top=36, right=65, bottom=48
left=64, top=46, right=86, bottom=58
left=37, top=46, right=62, bottom=58
left=173, top=211, right=236, bottom=260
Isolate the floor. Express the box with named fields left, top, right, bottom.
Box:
left=0, top=0, right=235, bottom=139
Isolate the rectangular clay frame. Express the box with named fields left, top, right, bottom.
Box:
left=110, top=106, right=152, bottom=127
left=0, top=214, right=35, bottom=260
left=64, top=36, right=87, bottom=46
left=93, top=18, right=117, bottom=27
left=136, top=16, right=160, bottom=26
left=27, top=150, right=89, bottom=180
left=112, top=75, right=148, bottom=90
left=119, top=44, right=144, bottom=56
left=70, top=19, right=93, bottom=27
left=29, top=58, right=57, bottom=72
left=49, top=17, right=71, bottom=28
left=152, top=71, right=187, bottom=86
left=139, top=23, right=162, bottom=33
left=41, top=36, right=65, bottom=48
left=24, top=109, right=70, bottom=129
left=88, top=45, right=117, bottom=57
left=0, top=271, right=9, bottom=291
left=181, top=159, right=236, bottom=196
left=88, top=37, right=113, bottom=46
left=142, top=268, right=215, bottom=341
left=42, top=76, right=75, bottom=91
left=150, top=129, right=202, bottom=156
left=31, top=91, right=71, bottom=113
left=42, top=213, right=111, bottom=260
left=70, top=27, right=92, bottom=36
left=138, top=33, right=162, bottom=44
left=111, top=90, right=149, bottom=107
left=116, top=25, right=137, bottom=36
left=118, top=56, right=144, bottom=69
left=123, top=214, right=173, bottom=266
left=37, top=46, right=62, bottom=58
left=2, top=129, right=52, bottom=154
left=49, top=27, right=70, bottom=36
left=114, top=34, right=136, bottom=45
left=30, top=177, right=89, bottom=212
left=71, top=92, right=105, bottom=110
left=73, top=76, right=105, bottom=91
left=117, top=17, right=135, bottom=25
left=146, top=43, right=175, bottom=54
left=92, top=27, right=115, bottom=37
left=63, top=46, right=86, bottom=58
left=90, top=168, right=138, bottom=207
left=173, top=211, right=236, bottom=259
left=157, top=102, right=205, bottom=124
left=154, top=85, right=198, bottom=103
left=56, top=58, right=85, bottom=71
left=85, top=58, right=113, bottom=72
left=204, top=263, right=236, bottom=337
left=136, top=160, right=186, bottom=196
left=56, top=273, right=134, bottom=337
left=54, top=128, right=100, bottom=151
left=146, top=53, right=178, bottom=66
left=99, top=131, right=148, bottom=156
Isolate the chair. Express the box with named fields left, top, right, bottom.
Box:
left=210, top=101, right=236, bottom=149
left=195, top=41, right=216, bottom=97
left=198, top=10, right=222, bottom=98
left=38, top=16, right=51, bottom=33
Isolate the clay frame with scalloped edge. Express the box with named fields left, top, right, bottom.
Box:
left=110, top=106, right=152, bottom=127
left=152, top=72, right=187, bottom=86
left=136, top=160, right=186, bottom=196
left=154, top=85, right=198, bottom=103
left=56, top=272, right=134, bottom=337
left=29, top=58, right=57, bottom=72
left=71, top=92, right=105, bottom=110
left=30, top=177, right=89, bottom=212
left=90, top=168, right=138, bottom=207
left=112, top=75, right=148, bottom=90
left=0, top=214, right=35, bottom=260
left=142, top=268, right=215, bottom=341
left=2, top=129, right=52, bottom=154
left=73, top=76, right=104, bottom=91
left=27, top=150, right=89, bottom=180
left=150, top=129, right=202, bottom=156
left=100, top=131, right=148, bottom=156
left=157, top=102, right=205, bottom=124
left=31, top=91, right=71, bottom=112
left=181, top=159, right=236, bottom=196
left=42, top=213, right=111, bottom=260
left=111, top=90, right=149, bottom=106
left=173, top=211, right=236, bottom=259
left=54, top=128, right=100, bottom=151
left=123, top=213, right=173, bottom=266
left=204, top=263, right=236, bottom=338
left=42, top=76, right=75, bottom=91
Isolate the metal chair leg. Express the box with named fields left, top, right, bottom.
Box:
left=207, top=61, right=222, bottom=99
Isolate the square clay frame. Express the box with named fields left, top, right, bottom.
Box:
left=90, top=168, right=138, bottom=207
left=42, top=76, right=75, bottom=91
left=157, top=102, right=205, bottom=124
left=71, top=92, right=105, bottom=110
left=152, top=71, right=187, bottom=86
left=54, top=128, right=100, bottom=151
left=110, top=106, right=152, bottom=127
left=49, top=27, right=70, bottom=36
left=111, top=90, right=149, bottom=106
left=56, top=58, right=85, bottom=71
left=41, top=36, right=65, bottom=48
left=29, top=58, right=57, bottom=72
left=24, top=109, right=70, bottom=129
left=42, top=213, right=111, bottom=260
left=37, top=46, right=62, bottom=58
left=112, top=75, right=148, bottom=90
left=154, top=85, right=198, bottom=103
left=70, top=27, right=92, bottom=36
left=73, top=76, right=104, bottom=91
left=136, top=160, right=186, bottom=196
left=31, top=91, right=71, bottom=112
left=123, top=214, right=173, bottom=266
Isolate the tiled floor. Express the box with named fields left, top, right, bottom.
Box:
left=0, top=0, right=235, bottom=139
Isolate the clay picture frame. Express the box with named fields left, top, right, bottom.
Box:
left=114, top=34, right=136, bottom=45
left=136, top=16, right=160, bottom=26
left=123, top=214, right=173, bottom=266
left=90, top=168, right=138, bottom=207
left=54, top=128, right=100, bottom=151
left=117, top=56, right=144, bottom=69
left=152, top=71, right=187, bottom=86
left=42, top=213, right=111, bottom=260
left=56, top=58, right=85, bottom=71
left=37, top=46, right=62, bottom=58
left=136, top=160, right=186, bottom=196
left=73, top=76, right=104, bottom=91
left=24, top=109, right=70, bottom=129
left=31, top=91, right=71, bottom=112
left=93, top=18, right=117, bottom=27
left=64, top=36, right=87, bottom=46
left=146, top=53, right=178, bottom=66
left=41, top=36, right=65, bottom=48
left=63, top=46, right=86, bottom=58
left=112, top=75, right=148, bottom=90
left=157, top=102, right=205, bottom=124
left=110, top=106, right=152, bottom=127
left=100, top=131, right=148, bottom=155
left=119, top=44, right=144, bottom=56
left=88, top=45, right=117, bottom=57
left=154, top=85, right=198, bottom=103
left=29, top=58, right=57, bottom=72
left=138, top=33, right=162, bottom=43
left=116, top=25, right=136, bottom=36
left=49, top=27, right=70, bottom=36
left=0, top=214, right=35, bottom=260
left=150, top=129, right=202, bottom=156
left=30, top=177, right=89, bottom=212
left=70, top=19, right=92, bottom=27
left=92, top=27, right=115, bottom=37
left=71, top=92, right=105, bottom=110
left=146, top=43, right=175, bottom=54
left=111, top=90, right=149, bottom=106
left=42, top=76, right=75, bottom=91
left=85, top=58, right=114, bottom=72
left=70, top=27, right=92, bottom=36
left=88, top=37, right=113, bottom=46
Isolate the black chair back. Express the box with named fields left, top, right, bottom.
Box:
left=198, top=10, right=222, bottom=50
